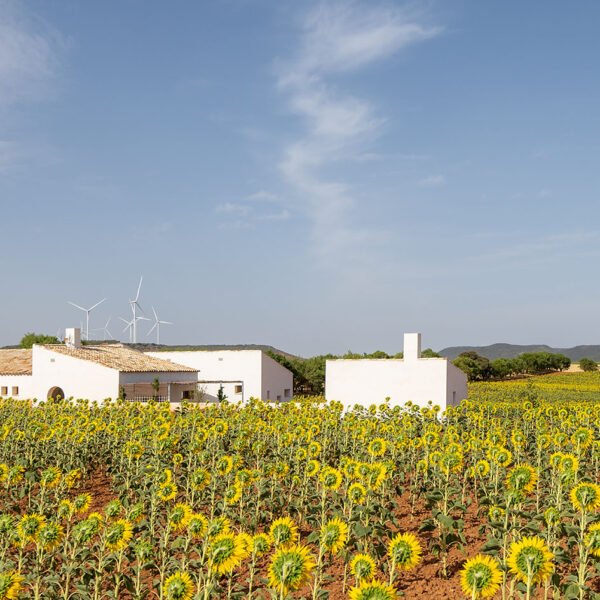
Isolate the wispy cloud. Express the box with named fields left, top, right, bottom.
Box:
left=215, top=190, right=291, bottom=225
left=0, top=0, right=64, bottom=109
left=418, top=174, right=446, bottom=187
left=276, top=2, right=440, bottom=263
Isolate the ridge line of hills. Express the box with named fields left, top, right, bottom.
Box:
left=438, top=343, right=600, bottom=362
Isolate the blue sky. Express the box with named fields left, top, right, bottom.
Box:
left=1, top=0, right=599, bottom=355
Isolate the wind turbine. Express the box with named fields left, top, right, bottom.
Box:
left=67, top=298, right=105, bottom=341
left=128, top=277, right=145, bottom=343
left=92, top=317, right=113, bottom=341
left=148, top=307, right=173, bottom=345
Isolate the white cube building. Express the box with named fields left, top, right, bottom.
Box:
left=145, top=349, right=294, bottom=403
left=325, top=333, right=467, bottom=410
left=0, top=329, right=198, bottom=403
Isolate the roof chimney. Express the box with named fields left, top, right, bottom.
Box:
left=65, top=327, right=81, bottom=349
left=403, top=333, right=421, bottom=361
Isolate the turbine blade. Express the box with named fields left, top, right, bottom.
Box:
left=148, top=323, right=157, bottom=335
left=160, top=320, right=173, bottom=325
left=135, top=276, right=143, bottom=301
left=68, top=301, right=86, bottom=311
left=152, top=306, right=158, bottom=321
left=89, top=298, right=106, bottom=311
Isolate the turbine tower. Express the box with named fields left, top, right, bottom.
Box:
left=92, top=317, right=113, bottom=341
left=67, top=298, right=105, bottom=341
left=128, top=277, right=145, bottom=343
left=148, top=307, right=173, bottom=345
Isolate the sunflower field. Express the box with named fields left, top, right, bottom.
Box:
left=0, top=380, right=599, bottom=599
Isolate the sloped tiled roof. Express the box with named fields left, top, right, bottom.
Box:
left=41, top=344, right=197, bottom=373
left=0, top=349, right=33, bottom=376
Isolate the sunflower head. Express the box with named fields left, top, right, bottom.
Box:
left=37, top=522, right=63, bottom=552
left=224, top=482, right=243, bottom=506
left=570, top=482, right=600, bottom=512
left=104, top=499, right=123, bottom=520
left=269, top=517, right=299, bottom=548
left=157, top=482, right=178, bottom=502
left=190, top=468, right=211, bottom=492
left=163, top=571, right=194, bottom=600
left=368, top=437, right=388, bottom=457
left=348, top=579, right=398, bottom=600
left=207, top=516, right=231, bottom=539
left=507, top=536, right=554, bottom=584
left=187, top=513, right=208, bottom=540
left=252, top=533, right=271, bottom=556
left=17, top=513, right=46, bottom=544
left=268, top=543, right=316, bottom=595
left=460, top=554, right=503, bottom=598
left=387, top=532, right=422, bottom=571
left=506, top=464, right=538, bottom=495
left=105, top=519, right=133, bottom=552
left=208, top=532, right=245, bottom=575
left=584, top=522, right=600, bottom=558
left=348, top=482, right=367, bottom=505
left=319, top=467, right=343, bottom=491
left=306, top=460, right=320, bottom=477
left=0, top=572, right=24, bottom=600
left=320, top=517, right=349, bottom=555
left=169, top=504, right=192, bottom=532
left=349, top=553, right=376, bottom=581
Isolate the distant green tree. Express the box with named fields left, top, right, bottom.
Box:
left=20, top=332, right=60, bottom=348
left=151, top=378, right=160, bottom=400
left=579, top=358, right=598, bottom=372
left=421, top=348, right=441, bottom=358
left=453, top=351, right=492, bottom=381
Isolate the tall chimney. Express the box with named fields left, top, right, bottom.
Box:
left=65, top=328, right=81, bottom=349
left=404, top=333, right=421, bottom=361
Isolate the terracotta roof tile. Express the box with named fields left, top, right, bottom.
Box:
left=41, top=344, right=197, bottom=373
left=0, top=349, right=33, bottom=376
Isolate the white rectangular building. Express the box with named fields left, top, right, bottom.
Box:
left=145, top=349, right=294, bottom=403
left=0, top=329, right=198, bottom=403
left=325, top=333, right=467, bottom=410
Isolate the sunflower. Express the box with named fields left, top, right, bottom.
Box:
left=492, top=447, right=512, bottom=468
left=169, top=504, right=192, bottom=532
left=460, top=554, right=503, bottom=598
left=320, top=467, right=343, bottom=491
left=368, top=437, right=388, bottom=457
left=252, top=533, right=271, bottom=556
left=208, top=532, right=245, bottom=575
left=269, top=517, right=299, bottom=548
left=187, top=513, right=208, bottom=540
left=105, top=519, right=133, bottom=552
left=349, top=553, right=376, bottom=581
left=543, top=507, right=561, bottom=528
left=507, top=536, right=553, bottom=585
left=387, top=532, right=422, bottom=571
left=474, top=460, right=490, bottom=478
left=73, top=493, right=92, bottom=514
left=163, top=571, right=194, bottom=600
left=348, top=482, right=367, bottom=505
left=157, top=482, right=178, bottom=502
left=268, top=543, right=315, bottom=595
left=558, top=453, right=579, bottom=475
left=37, top=522, right=63, bottom=552
left=17, top=513, right=46, bottom=544
left=236, top=532, right=253, bottom=559
left=348, top=579, right=398, bottom=600
left=0, top=572, right=24, bottom=600
left=570, top=482, right=600, bottom=512
left=584, top=522, right=600, bottom=558
left=207, top=516, right=231, bottom=539
left=190, top=468, right=211, bottom=492
left=57, top=499, right=75, bottom=521
left=40, top=466, right=62, bottom=489
left=320, top=517, right=348, bottom=555
left=306, top=460, right=320, bottom=477
left=216, top=455, right=234, bottom=476
left=571, top=427, right=593, bottom=449
left=104, top=499, right=123, bottom=520
left=506, top=464, right=538, bottom=495
left=224, top=482, right=243, bottom=506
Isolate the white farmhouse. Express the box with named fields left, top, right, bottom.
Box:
left=325, top=333, right=467, bottom=410
left=145, top=349, right=293, bottom=403
left=0, top=328, right=197, bottom=403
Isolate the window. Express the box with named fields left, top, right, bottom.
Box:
left=452, top=391, right=456, bottom=404
left=0, top=387, right=7, bottom=396
left=234, top=385, right=242, bottom=394
left=277, top=395, right=281, bottom=401
left=284, top=389, right=291, bottom=398
left=11, top=387, right=19, bottom=396
left=182, top=391, right=193, bottom=400
left=266, top=390, right=270, bottom=400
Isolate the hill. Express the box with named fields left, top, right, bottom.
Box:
left=439, top=343, right=600, bottom=362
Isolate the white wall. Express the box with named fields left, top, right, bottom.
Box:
left=261, top=353, right=293, bottom=402
left=31, top=346, right=119, bottom=402
left=0, top=375, right=35, bottom=400
left=446, top=362, right=469, bottom=407
left=197, top=381, right=244, bottom=403
left=120, top=371, right=197, bottom=402
left=146, top=350, right=294, bottom=402
left=325, top=357, right=466, bottom=410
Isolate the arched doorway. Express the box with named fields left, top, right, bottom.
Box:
left=47, top=386, right=65, bottom=401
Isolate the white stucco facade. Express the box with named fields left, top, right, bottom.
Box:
left=145, top=350, right=294, bottom=402
left=325, top=333, right=468, bottom=410
left=0, top=375, right=35, bottom=401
